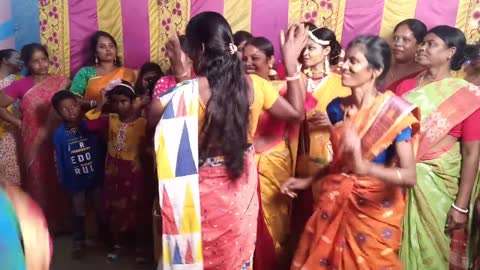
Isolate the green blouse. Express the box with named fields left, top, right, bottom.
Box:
left=70, top=66, right=97, bottom=96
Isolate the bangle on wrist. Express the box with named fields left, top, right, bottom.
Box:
left=286, top=72, right=301, bottom=81
left=395, top=169, right=402, bottom=184
left=451, top=203, right=469, bottom=214
left=90, top=100, right=97, bottom=108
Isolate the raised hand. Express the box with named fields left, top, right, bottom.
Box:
left=166, top=34, right=188, bottom=78
left=281, top=24, right=308, bottom=75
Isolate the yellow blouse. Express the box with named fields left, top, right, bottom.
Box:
left=108, top=114, right=147, bottom=161
left=198, top=74, right=280, bottom=142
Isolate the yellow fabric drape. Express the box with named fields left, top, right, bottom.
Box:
left=148, top=0, right=160, bottom=64
left=379, top=0, right=418, bottom=39
left=38, top=0, right=71, bottom=77
left=455, top=0, right=480, bottom=44
left=157, top=0, right=190, bottom=72
left=254, top=81, right=293, bottom=262
left=288, top=0, right=302, bottom=25
left=224, top=0, right=252, bottom=32
left=97, top=0, right=125, bottom=61
left=256, top=141, right=293, bottom=261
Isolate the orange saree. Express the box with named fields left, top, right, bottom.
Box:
left=291, top=91, right=420, bottom=270
left=84, top=67, right=136, bottom=101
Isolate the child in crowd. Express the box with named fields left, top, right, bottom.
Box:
left=52, top=90, right=104, bottom=259
left=134, top=62, right=163, bottom=98
left=88, top=80, right=150, bottom=263
left=134, top=62, right=163, bottom=119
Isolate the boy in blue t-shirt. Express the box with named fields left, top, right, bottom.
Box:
left=51, top=90, right=104, bottom=259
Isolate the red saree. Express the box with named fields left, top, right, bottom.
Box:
left=21, top=75, right=70, bottom=233
left=291, top=92, right=420, bottom=270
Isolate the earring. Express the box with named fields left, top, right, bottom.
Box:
left=324, top=57, right=331, bottom=75
left=114, top=57, right=117, bottom=65
left=95, top=56, right=99, bottom=65
left=269, top=64, right=278, bottom=77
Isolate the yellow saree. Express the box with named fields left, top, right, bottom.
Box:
left=254, top=80, right=294, bottom=264
left=296, top=73, right=351, bottom=177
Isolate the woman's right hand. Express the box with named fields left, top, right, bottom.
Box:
left=166, top=34, right=188, bottom=78
left=281, top=177, right=313, bottom=198
left=281, top=24, right=308, bottom=75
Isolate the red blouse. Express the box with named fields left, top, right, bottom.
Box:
left=395, top=77, right=480, bottom=142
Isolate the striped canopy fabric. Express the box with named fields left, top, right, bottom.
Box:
left=4, top=0, right=480, bottom=78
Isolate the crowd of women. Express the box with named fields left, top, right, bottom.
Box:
left=0, top=10, right=479, bottom=270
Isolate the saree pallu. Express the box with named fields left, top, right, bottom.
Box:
left=292, top=91, right=420, bottom=270
left=84, top=67, right=136, bottom=101
left=296, top=73, right=351, bottom=178
left=400, top=79, right=480, bottom=270
left=2, top=184, right=52, bottom=270
left=21, top=75, right=70, bottom=233
left=253, top=80, right=295, bottom=268
left=255, top=140, right=292, bottom=268
left=0, top=74, right=21, bottom=185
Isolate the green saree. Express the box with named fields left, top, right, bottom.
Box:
left=400, top=78, right=480, bottom=270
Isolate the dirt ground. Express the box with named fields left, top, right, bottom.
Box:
left=50, top=236, right=156, bottom=270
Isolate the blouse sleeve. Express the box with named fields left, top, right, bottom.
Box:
left=3, top=80, right=29, bottom=100
left=395, top=127, right=412, bottom=142
left=153, top=76, right=176, bottom=99
left=70, top=67, right=90, bottom=96
left=260, top=79, right=279, bottom=110
left=462, top=109, right=480, bottom=142
left=326, top=98, right=343, bottom=125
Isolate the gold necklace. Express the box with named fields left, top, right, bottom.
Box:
left=304, top=68, right=325, bottom=79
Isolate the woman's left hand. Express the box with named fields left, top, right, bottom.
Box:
left=445, top=207, right=468, bottom=232
left=308, top=111, right=331, bottom=129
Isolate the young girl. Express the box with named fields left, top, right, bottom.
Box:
left=88, top=80, right=150, bottom=262
left=134, top=62, right=163, bottom=97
